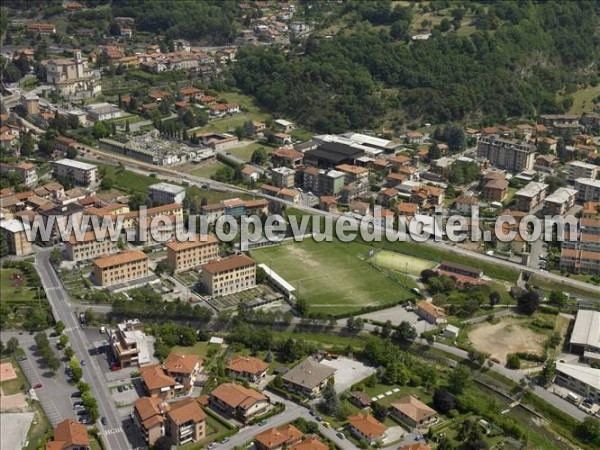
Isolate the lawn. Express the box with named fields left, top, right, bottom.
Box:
left=0, top=357, right=29, bottom=395
left=0, top=269, right=37, bottom=303
left=370, top=250, right=435, bottom=276
left=95, top=162, right=156, bottom=194
left=250, top=239, right=415, bottom=315
left=170, top=342, right=211, bottom=360
left=179, top=161, right=226, bottom=179
left=227, top=142, right=272, bottom=162
left=186, top=185, right=251, bottom=205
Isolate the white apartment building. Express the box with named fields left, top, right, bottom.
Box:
left=54, top=159, right=98, bottom=186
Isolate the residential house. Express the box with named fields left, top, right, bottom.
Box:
left=178, top=87, right=204, bottom=102
left=254, top=424, right=304, bottom=450
left=416, top=300, right=446, bottom=325
left=65, top=230, right=119, bottom=262
left=274, top=119, right=294, bottom=133
left=347, top=413, right=387, bottom=445
left=273, top=133, right=292, bottom=146
left=109, top=320, right=152, bottom=368
left=166, top=234, right=219, bottom=272
left=405, top=131, right=425, bottom=144
left=241, top=166, right=260, bottom=182
left=349, top=391, right=372, bottom=409
left=209, top=382, right=269, bottom=422
left=28, top=23, right=56, bottom=34
left=454, top=195, right=478, bottom=215
left=140, top=364, right=178, bottom=399
left=390, top=396, right=438, bottom=431
left=0, top=219, right=32, bottom=255
left=149, top=182, right=186, bottom=205
left=271, top=167, right=296, bottom=188
left=289, top=437, right=329, bottom=450
left=566, top=161, right=598, bottom=181
left=348, top=201, right=371, bottom=216
left=44, top=419, right=90, bottom=450
left=543, top=187, right=578, bottom=216
left=281, top=358, right=336, bottom=398
left=227, top=355, right=269, bottom=383
left=271, top=147, right=303, bottom=167
left=481, top=172, right=508, bottom=202
left=54, top=159, right=98, bottom=187
left=165, top=398, right=207, bottom=446
left=163, top=353, right=203, bottom=391
left=575, top=178, right=600, bottom=202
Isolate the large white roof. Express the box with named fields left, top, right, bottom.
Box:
left=54, top=158, right=97, bottom=171
left=556, top=362, right=600, bottom=390
left=0, top=219, right=30, bottom=233
left=570, top=310, right=600, bottom=350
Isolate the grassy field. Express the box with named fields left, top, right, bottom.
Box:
left=95, top=162, right=156, bottom=194
left=566, top=84, right=600, bottom=114
left=23, top=400, right=52, bottom=450
left=186, top=185, right=251, bottom=205
left=0, top=357, right=29, bottom=395
left=227, top=142, right=272, bottom=162
left=370, top=250, right=435, bottom=276
left=171, top=342, right=211, bottom=360
left=179, top=161, right=226, bottom=179
left=0, top=269, right=37, bottom=303
left=250, top=239, right=414, bottom=315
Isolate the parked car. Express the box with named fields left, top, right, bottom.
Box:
left=258, top=420, right=267, bottom=426
left=76, top=409, right=87, bottom=416
left=110, top=365, right=120, bottom=372
left=322, top=422, right=331, bottom=428
left=33, top=383, right=43, bottom=389
left=117, top=386, right=123, bottom=393
left=101, top=417, right=108, bottom=426
left=336, top=432, right=345, bottom=439
left=220, top=437, right=230, bottom=444
left=71, top=392, right=81, bottom=398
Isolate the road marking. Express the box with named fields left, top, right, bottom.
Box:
left=104, top=427, right=123, bottom=435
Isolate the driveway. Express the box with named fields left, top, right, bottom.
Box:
left=319, top=357, right=376, bottom=394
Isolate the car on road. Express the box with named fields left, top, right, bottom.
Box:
left=33, top=383, right=43, bottom=389
left=110, top=365, right=120, bottom=372
left=336, top=432, right=345, bottom=439
left=71, top=392, right=81, bottom=398
left=101, top=417, right=108, bottom=425
left=309, top=409, right=315, bottom=416
left=17, top=356, right=27, bottom=361
left=207, top=444, right=216, bottom=449
left=220, top=437, right=230, bottom=444
left=80, top=360, right=85, bottom=366
left=117, top=386, right=123, bottom=393
left=322, top=422, right=331, bottom=428
left=315, top=415, right=322, bottom=422
left=258, top=420, right=267, bottom=426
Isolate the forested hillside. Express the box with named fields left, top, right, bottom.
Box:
left=234, top=1, right=600, bottom=132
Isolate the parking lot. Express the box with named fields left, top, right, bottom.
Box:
left=319, top=357, right=376, bottom=394
left=357, top=305, right=436, bottom=334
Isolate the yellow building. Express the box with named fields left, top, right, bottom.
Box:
left=200, top=254, right=256, bottom=296
left=66, top=230, right=119, bottom=262
left=92, top=250, right=148, bottom=286
left=166, top=234, right=219, bottom=272
left=0, top=219, right=32, bottom=255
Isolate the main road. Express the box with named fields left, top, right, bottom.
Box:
left=36, top=249, right=132, bottom=449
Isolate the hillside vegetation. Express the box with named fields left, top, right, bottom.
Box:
left=233, top=1, right=600, bottom=132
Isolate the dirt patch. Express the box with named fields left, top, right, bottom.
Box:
left=468, top=317, right=547, bottom=364
left=0, top=362, right=17, bottom=382
left=285, top=245, right=321, bottom=269
left=0, top=392, right=28, bottom=411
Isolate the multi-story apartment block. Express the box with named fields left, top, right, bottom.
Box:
left=133, top=396, right=207, bottom=447
left=560, top=217, right=600, bottom=274
left=200, top=254, right=256, bottom=296
left=477, top=135, right=536, bottom=172
left=92, top=250, right=148, bottom=286
left=65, top=230, right=119, bottom=262
left=566, top=161, right=598, bottom=181
left=226, top=355, right=269, bottom=383
left=209, top=382, right=269, bottom=422
left=575, top=178, right=600, bottom=202
left=109, top=319, right=152, bottom=368
left=270, top=167, right=296, bottom=188
left=14, top=162, right=38, bottom=186
left=543, top=187, right=578, bottom=216
left=514, top=181, right=548, bottom=212
left=334, top=164, right=369, bottom=184
left=0, top=219, right=32, bottom=255
left=149, top=182, right=186, bottom=205
left=166, top=234, right=219, bottom=272
left=46, top=52, right=101, bottom=99
left=480, top=172, right=508, bottom=203
left=54, top=159, right=98, bottom=187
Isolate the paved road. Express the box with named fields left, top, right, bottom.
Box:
left=36, top=249, right=132, bottom=449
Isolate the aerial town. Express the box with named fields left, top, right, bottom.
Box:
left=0, top=1, right=599, bottom=450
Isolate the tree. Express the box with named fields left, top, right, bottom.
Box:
left=92, top=121, right=111, bottom=139
left=152, top=436, right=172, bottom=450
left=433, top=387, right=457, bottom=414
left=251, top=147, right=268, bottom=165
left=64, top=346, right=74, bottom=360
left=548, top=291, right=568, bottom=307
left=58, top=334, right=69, bottom=348
left=373, top=403, right=388, bottom=422
left=506, top=353, right=521, bottom=369
left=540, top=359, right=555, bottom=386
left=100, top=177, right=114, bottom=190
left=320, top=379, right=340, bottom=417
left=50, top=248, right=62, bottom=266
left=295, top=298, right=309, bottom=316
left=381, top=320, right=393, bottom=339
left=6, top=337, right=19, bottom=355
left=347, top=316, right=364, bottom=333
left=448, top=365, right=471, bottom=394
left=54, top=321, right=65, bottom=334
left=394, top=321, right=417, bottom=343
left=66, top=147, right=78, bottom=159
left=575, top=417, right=600, bottom=447
left=489, top=291, right=501, bottom=307
left=70, top=358, right=83, bottom=382
left=47, top=355, right=60, bottom=373
left=517, top=289, right=540, bottom=315
left=467, top=348, right=487, bottom=368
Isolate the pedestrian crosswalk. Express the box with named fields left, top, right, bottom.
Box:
left=104, top=427, right=123, bottom=436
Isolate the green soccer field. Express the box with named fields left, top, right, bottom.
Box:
left=250, top=239, right=414, bottom=315
left=370, top=250, right=436, bottom=276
